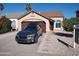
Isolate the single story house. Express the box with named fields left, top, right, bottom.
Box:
left=6, top=11, right=64, bottom=33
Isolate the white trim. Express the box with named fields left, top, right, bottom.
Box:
left=20, top=19, right=42, bottom=21
left=52, top=17, right=63, bottom=31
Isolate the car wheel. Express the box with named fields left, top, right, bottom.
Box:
left=15, top=36, right=18, bottom=42
left=40, top=33, right=42, bottom=36
left=15, top=36, right=21, bottom=44
left=34, top=35, right=38, bottom=43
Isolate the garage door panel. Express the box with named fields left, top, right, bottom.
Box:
left=21, top=21, right=46, bottom=33
left=38, top=21, right=46, bottom=33
left=21, top=22, right=29, bottom=30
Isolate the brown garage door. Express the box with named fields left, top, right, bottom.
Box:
left=21, top=21, right=46, bottom=33
left=38, top=21, right=46, bottom=33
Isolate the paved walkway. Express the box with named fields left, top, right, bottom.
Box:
left=37, top=31, right=77, bottom=56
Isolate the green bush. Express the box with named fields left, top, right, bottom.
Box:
left=63, top=18, right=79, bottom=32
left=63, top=19, right=73, bottom=31
left=0, top=16, right=12, bottom=34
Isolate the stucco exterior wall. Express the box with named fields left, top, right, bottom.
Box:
left=9, top=19, right=18, bottom=30
left=18, top=12, right=50, bottom=32
left=51, top=17, right=64, bottom=32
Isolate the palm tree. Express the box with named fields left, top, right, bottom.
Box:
left=0, top=3, right=4, bottom=15
left=25, top=3, right=32, bottom=12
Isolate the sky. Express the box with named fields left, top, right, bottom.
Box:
left=2, top=3, right=79, bottom=18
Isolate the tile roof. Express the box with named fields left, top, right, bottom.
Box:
left=4, top=11, right=64, bottom=19
left=5, top=13, right=24, bottom=19
left=40, top=11, right=64, bottom=18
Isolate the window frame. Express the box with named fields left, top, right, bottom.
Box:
left=55, top=20, right=61, bottom=28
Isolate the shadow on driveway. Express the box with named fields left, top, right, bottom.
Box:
left=54, top=32, right=73, bottom=37
left=57, top=39, right=73, bottom=48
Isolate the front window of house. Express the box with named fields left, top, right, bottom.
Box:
left=56, top=20, right=61, bottom=28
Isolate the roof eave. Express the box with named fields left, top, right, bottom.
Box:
left=18, top=11, right=54, bottom=22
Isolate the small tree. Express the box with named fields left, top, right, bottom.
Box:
left=63, top=20, right=73, bottom=31
left=0, top=16, right=12, bottom=33
left=0, top=3, right=4, bottom=15
left=0, top=16, right=5, bottom=29
left=2, top=20, right=11, bottom=33
left=25, top=3, right=32, bottom=12
left=63, top=17, right=79, bottom=31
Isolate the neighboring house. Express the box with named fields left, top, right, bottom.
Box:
left=6, top=11, right=64, bottom=33
left=76, top=10, right=79, bottom=17
left=5, top=13, right=22, bottom=30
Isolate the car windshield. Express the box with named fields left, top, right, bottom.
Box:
left=24, top=23, right=37, bottom=31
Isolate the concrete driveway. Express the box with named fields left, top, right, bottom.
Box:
left=0, top=31, right=50, bottom=56
left=38, top=31, right=79, bottom=56
left=1, top=31, right=79, bottom=56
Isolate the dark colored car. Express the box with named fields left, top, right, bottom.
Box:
left=15, top=22, right=42, bottom=44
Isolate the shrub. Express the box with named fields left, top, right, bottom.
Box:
left=0, top=16, right=12, bottom=34
left=63, top=19, right=73, bottom=31
left=63, top=18, right=79, bottom=32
